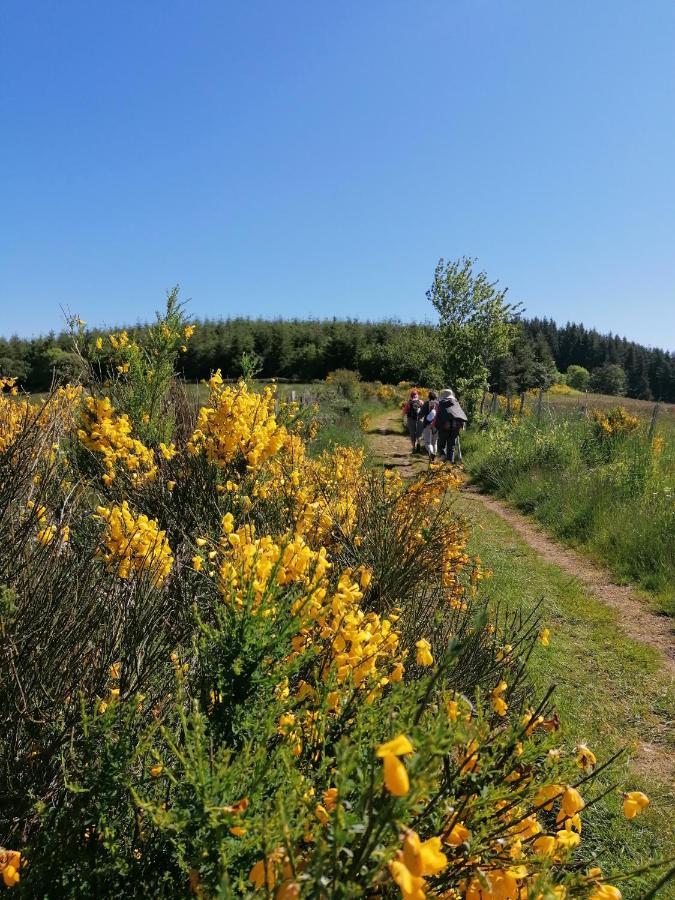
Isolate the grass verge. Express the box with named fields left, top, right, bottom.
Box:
left=456, top=491, right=675, bottom=897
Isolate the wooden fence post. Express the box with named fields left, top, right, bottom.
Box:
left=648, top=402, right=660, bottom=441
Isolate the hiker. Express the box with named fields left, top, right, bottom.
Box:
left=436, top=388, right=468, bottom=462
left=420, top=390, right=439, bottom=460
left=402, top=389, right=423, bottom=453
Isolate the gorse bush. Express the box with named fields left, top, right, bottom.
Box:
left=0, top=307, right=664, bottom=897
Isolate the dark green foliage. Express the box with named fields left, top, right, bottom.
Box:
left=1, top=312, right=674, bottom=402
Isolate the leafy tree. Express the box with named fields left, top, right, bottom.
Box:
left=427, top=257, right=519, bottom=412
left=566, top=364, right=590, bottom=392
left=590, top=363, right=627, bottom=396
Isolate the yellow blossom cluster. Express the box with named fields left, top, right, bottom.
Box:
left=0, top=848, right=21, bottom=888
left=78, top=396, right=157, bottom=485
left=0, top=382, right=83, bottom=457
left=95, top=501, right=173, bottom=586
left=187, top=374, right=291, bottom=471
left=591, top=406, right=641, bottom=439
left=0, top=383, right=30, bottom=453
left=216, top=518, right=404, bottom=708
left=370, top=721, right=645, bottom=900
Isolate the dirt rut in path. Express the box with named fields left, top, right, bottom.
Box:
left=461, top=486, right=675, bottom=677
left=368, top=411, right=675, bottom=678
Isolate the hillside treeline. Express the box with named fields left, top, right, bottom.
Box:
left=1, top=316, right=673, bottom=401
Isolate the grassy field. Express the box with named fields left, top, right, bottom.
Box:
left=464, top=398, right=675, bottom=615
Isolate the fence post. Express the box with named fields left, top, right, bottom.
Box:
left=648, top=402, right=660, bottom=441
left=491, top=392, right=498, bottom=416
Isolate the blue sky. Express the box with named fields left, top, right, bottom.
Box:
left=1, top=0, right=674, bottom=349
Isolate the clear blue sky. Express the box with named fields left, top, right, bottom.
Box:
left=1, top=0, right=674, bottom=349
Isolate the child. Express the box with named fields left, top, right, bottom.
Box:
left=420, top=390, right=438, bottom=460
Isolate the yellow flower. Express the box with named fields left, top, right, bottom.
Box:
left=376, top=734, right=414, bottom=757
left=159, top=442, right=177, bottom=460
left=221, top=512, right=234, bottom=534
left=192, top=555, right=204, bottom=572
left=415, top=638, right=433, bottom=666
left=491, top=680, right=508, bottom=717
left=150, top=764, right=164, bottom=778
left=229, top=826, right=246, bottom=837
left=533, top=834, right=557, bottom=856
left=402, top=832, right=447, bottom=876
left=556, top=828, right=581, bottom=850
left=560, top=785, right=584, bottom=817
left=96, top=501, right=173, bottom=586
left=575, top=743, right=596, bottom=771
left=623, top=791, right=649, bottom=819
left=382, top=754, right=410, bottom=796
left=2, top=865, right=19, bottom=888
left=389, top=860, right=425, bottom=900
left=167, top=480, right=176, bottom=491
left=444, top=821, right=470, bottom=847
left=0, top=850, right=22, bottom=888
left=589, top=886, right=622, bottom=900
left=314, top=803, right=330, bottom=825
left=95, top=337, right=103, bottom=350
left=323, top=787, right=338, bottom=812
left=539, top=627, right=550, bottom=646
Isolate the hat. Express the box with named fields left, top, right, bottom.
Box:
left=439, top=388, right=454, bottom=400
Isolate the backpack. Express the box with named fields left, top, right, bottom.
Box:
left=408, top=398, right=422, bottom=418
left=437, top=399, right=467, bottom=432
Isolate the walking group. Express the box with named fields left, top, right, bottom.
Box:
left=401, top=388, right=468, bottom=462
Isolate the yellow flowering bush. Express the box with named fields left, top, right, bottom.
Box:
left=591, top=407, right=641, bottom=440
left=188, top=372, right=292, bottom=471
left=78, top=395, right=158, bottom=486
left=95, top=500, right=173, bottom=585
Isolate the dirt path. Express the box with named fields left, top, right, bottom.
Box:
left=369, top=410, right=675, bottom=678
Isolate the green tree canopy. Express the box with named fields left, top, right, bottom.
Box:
left=427, top=257, right=519, bottom=410
left=566, top=364, right=590, bottom=391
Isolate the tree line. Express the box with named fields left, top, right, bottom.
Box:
left=1, top=314, right=673, bottom=402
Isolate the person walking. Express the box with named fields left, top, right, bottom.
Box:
left=436, top=389, right=468, bottom=462
left=420, top=390, right=439, bottom=460
left=402, top=389, right=423, bottom=453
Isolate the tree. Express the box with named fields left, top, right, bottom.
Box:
left=590, top=363, right=627, bottom=396
left=427, top=257, right=519, bottom=412
left=566, top=364, right=590, bottom=392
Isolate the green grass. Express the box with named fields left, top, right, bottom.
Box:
left=455, top=492, right=675, bottom=897
left=464, top=412, right=675, bottom=616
